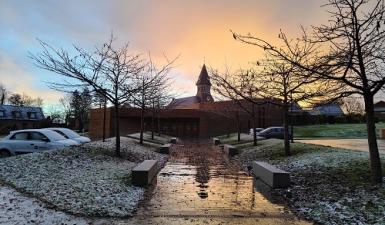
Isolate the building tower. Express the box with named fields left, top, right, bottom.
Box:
left=196, top=64, right=214, bottom=103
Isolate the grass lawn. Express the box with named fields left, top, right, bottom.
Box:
left=216, top=133, right=253, bottom=145
left=294, top=122, right=385, bottom=138
left=127, top=132, right=173, bottom=146
left=0, top=137, right=168, bottom=217
left=237, top=139, right=385, bottom=224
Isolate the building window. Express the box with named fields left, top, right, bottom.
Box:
left=28, top=112, right=37, bottom=119
left=0, top=111, right=4, bottom=118
left=12, top=111, right=21, bottom=118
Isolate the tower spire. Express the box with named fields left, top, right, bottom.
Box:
left=196, top=64, right=214, bottom=103
left=196, top=64, right=211, bottom=85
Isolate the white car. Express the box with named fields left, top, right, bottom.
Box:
left=0, top=129, right=80, bottom=157
left=249, top=128, right=264, bottom=136
left=45, top=128, right=91, bottom=144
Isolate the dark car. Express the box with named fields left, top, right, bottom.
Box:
left=258, top=127, right=292, bottom=139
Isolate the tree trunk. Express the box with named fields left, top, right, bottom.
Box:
left=283, top=104, right=291, bottom=156
left=114, top=104, right=121, bottom=157
left=364, top=94, right=382, bottom=183
left=157, top=114, right=161, bottom=136
left=102, top=97, right=107, bottom=142
left=252, top=104, right=257, bottom=146
left=227, top=122, right=230, bottom=138
left=140, top=105, right=144, bottom=145
left=236, top=112, right=241, bottom=142
left=151, top=101, right=155, bottom=140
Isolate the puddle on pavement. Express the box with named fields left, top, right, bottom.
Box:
left=128, top=141, right=311, bottom=225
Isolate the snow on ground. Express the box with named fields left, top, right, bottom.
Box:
left=0, top=137, right=168, bottom=217
left=0, top=185, right=90, bottom=225
left=237, top=139, right=385, bottom=225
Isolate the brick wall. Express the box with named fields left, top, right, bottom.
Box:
left=89, top=100, right=284, bottom=139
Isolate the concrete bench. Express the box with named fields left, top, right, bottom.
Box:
left=224, top=144, right=238, bottom=157
left=169, top=137, right=177, bottom=144
left=158, top=144, right=171, bottom=154
left=132, top=160, right=158, bottom=187
left=212, top=138, right=220, bottom=145
left=252, top=161, right=290, bottom=188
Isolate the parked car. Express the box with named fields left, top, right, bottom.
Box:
left=257, top=127, right=292, bottom=139
left=45, top=128, right=91, bottom=144
left=249, top=128, right=264, bottom=136
left=0, top=129, right=80, bottom=157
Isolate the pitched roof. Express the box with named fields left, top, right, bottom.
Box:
left=167, top=96, right=200, bottom=109
left=375, top=101, right=385, bottom=108
left=314, top=103, right=344, bottom=116
left=0, top=105, right=45, bottom=120
left=196, top=64, right=211, bottom=85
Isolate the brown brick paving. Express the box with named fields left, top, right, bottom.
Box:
left=114, top=139, right=311, bottom=225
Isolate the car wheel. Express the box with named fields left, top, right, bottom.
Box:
left=0, top=149, right=11, bottom=158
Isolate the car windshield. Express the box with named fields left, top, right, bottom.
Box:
left=260, top=128, right=273, bottom=134
left=60, top=129, right=81, bottom=138
left=53, top=130, right=69, bottom=139
left=46, top=130, right=67, bottom=141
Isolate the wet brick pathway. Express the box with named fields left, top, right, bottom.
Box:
left=117, top=140, right=311, bottom=225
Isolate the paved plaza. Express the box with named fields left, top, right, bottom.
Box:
left=117, top=140, right=310, bottom=225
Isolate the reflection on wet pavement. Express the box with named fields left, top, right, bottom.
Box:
left=119, top=140, right=310, bottom=225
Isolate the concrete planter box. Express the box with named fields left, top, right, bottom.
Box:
left=132, top=160, right=158, bottom=187
left=252, top=161, right=290, bottom=188
left=212, top=138, right=220, bottom=145
left=224, top=144, right=238, bottom=157
left=380, top=129, right=385, bottom=139
left=169, top=137, right=177, bottom=144
left=158, top=144, right=171, bottom=154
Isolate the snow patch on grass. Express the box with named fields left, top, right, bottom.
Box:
left=0, top=137, right=167, bottom=217
left=238, top=139, right=385, bottom=224
left=0, top=185, right=90, bottom=225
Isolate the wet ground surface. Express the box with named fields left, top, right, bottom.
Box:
left=297, top=138, right=385, bottom=153
left=116, top=139, right=310, bottom=225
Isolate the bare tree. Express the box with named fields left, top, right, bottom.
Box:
left=0, top=84, right=8, bottom=105
left=259, top=58, right=339, bottom=155
left=231, top=0, right=385, bottom=182
left=342, top=97, right=364, bottom=115
left=8, top=93, right=23, bottom=106
left=149, top=80, right=175, bottom=140
left=132, top=55, right=175, bottom=144
left=45, top=104, right=66, bottom=123
left=211, top=66, right=265, bottom=146
left=30, top=36, right=145, bottom=157
left=7, top=92, right=43, bottom=107
left=33, top=97, right=44, bottom=108
left=211, top=60, right=337, bottom=154
left=59, top=95, right=72, bottom=126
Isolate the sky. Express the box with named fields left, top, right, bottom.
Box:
left=0, top=0, right=366, bottom=112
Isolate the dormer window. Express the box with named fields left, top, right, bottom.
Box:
left=28, top=112, right=37, bottom=119
left=12, top=111, right=21, bottom=118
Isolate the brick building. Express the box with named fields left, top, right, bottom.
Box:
left=374, top=101, right=385, bottom=121
left=89, top=65, right=283, bottom=139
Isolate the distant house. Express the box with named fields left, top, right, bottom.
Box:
left=289, top=102, right=304, bottom=115
left=313, top=103, right=344, bottom=117
left=0, top=105, right=45, bottom=134
left=374, top=101, right=385, bottom=120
